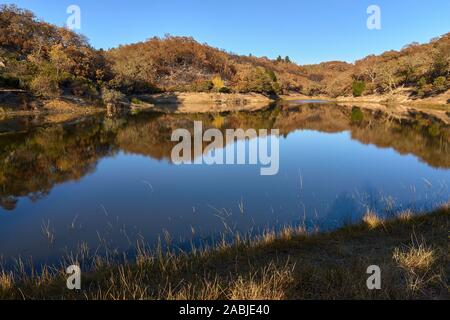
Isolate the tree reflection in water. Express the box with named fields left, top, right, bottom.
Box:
left=0, top=103, right=448, bottom=210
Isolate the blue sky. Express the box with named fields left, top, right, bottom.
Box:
left=4, top=0, right=450, bottom=64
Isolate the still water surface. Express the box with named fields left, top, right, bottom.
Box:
left=0, top=102, right=449, bottom=264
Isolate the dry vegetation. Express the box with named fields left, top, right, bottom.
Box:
left=107, top=33, right=450, bottom=99
left=362, top=210, right=384, bottom=229
left=0, top=205, right=447, bottom=300
left=1, top=4, right=449, bottom=113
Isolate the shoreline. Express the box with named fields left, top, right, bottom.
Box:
left=1, top=205, right=448, bottom=299
left=1, top=91, right=449, bottom=117
left=281, top=88, right=450, bottom=108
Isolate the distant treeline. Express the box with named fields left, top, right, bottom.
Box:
left=0, top=5, right=449, bottom=105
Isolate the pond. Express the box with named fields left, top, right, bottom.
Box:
left=0, top=102, right=449, bottom=266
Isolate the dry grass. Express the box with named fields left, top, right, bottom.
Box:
left=229, top=262, right=294, bottom=300
left=393, top=241, right=436, bottom=272
left=0, top=206, right=448, bottom=300
left=441, top=201, right=450, bottom=210
left=396, top=209, right=413, bottom=221
left=279, top=225, right=306, bottom=241
left=363, top=210, right=384, bottom=229
left=392, top=239, right=445, bottom=294
left=0, top=271, right=13, bottom=291
left=161, top=262, right=294, bottom=300
left=258, top=230, right=277, bottom=246
left=41, top=219, right=55, bottom=244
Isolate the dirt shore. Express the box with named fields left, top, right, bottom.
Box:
left=281, top=88, right=450, bottom=107
left=1, top=90, right=449, bottom=119
left=136, top=92, right=275, bottom=113
left=0, top=91, right=275, bottom=116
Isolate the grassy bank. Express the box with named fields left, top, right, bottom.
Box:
left=0, top=206, right=448, bottom=300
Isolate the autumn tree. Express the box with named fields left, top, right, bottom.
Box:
left=211, top=75, right=225, bottom=91
left=235, top=66, right=281, bottom=95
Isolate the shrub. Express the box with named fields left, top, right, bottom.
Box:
left=433, top=76, right=446, bottom=92
left=212, top=75, right=225, bottom=92
left=218, top=86, right=231, bottom=93
left=352, top=80, right=366, bottom=97
left=68, top=78, right=99, bottom=98
left=236, top=67, right=281, bottom=95
left=304, top=84, right=324, bottom=96
left=29, top=74, right=60, bottom=98
left=418, top=77, right=427, bottom=88
left=131, top=97, right=142, bottom=104
left=191, top=80, right=213, bottom=92
left=101, top=87, right=126, bottom=105
left=351, top=107, right=364, bottom=123
left=266, top=69, right=277, bottom=82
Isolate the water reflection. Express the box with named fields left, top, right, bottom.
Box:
left=1, top=103, right=448, bottom=211
left=0, top=117, right=116, bottom=210
left=0, top=102, right=448, bottom=263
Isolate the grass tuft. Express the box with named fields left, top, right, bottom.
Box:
left=393, top=240, right=435, bottom=272
left=229, top=262, right=294, bottom=300
left=363, top=210, right=383, bottom=229
left=396, top=209, right=413, bottom=221
left=392, top=238, right=444, bottom=294
left=0, top=271, right=14, bottom=291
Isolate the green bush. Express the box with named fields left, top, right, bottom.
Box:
left=266, top=69, right=277, bottom=82
left=351, top=107, right=364, bottom=123
left=218, top=86, right=231, bottom=93
left=352, top=80, right=366, bottom=97
left=418, top=77, right=427, bottom=88
left=433, top=76, right=447, bottom=92
left=131, top=97, right=142, bottom=104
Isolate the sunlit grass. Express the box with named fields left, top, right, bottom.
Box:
left=0, top=271, right=13, bottom=291
left=363, top=210, right=383, bottom=229
left=0, top=204, right=448, bottom=300
left=396, top=209, right=413, bottom=221
left=392, top=238, right=445, bottom=294
left=393, top=241, right=435, bottom=272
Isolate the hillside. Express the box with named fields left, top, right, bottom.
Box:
left=0, top=4, right=449, bottom=111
